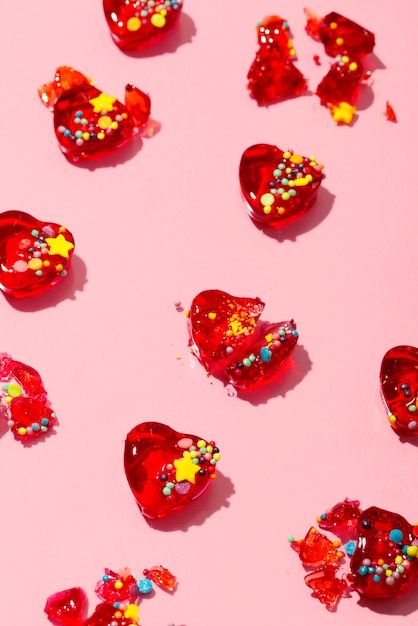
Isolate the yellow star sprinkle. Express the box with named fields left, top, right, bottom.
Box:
left=328, top=101, right=356, bottom=125
left=89, top=92, right=117, bottom=113
left=124, top=604, right=139, bottom=623
left=46, top=234, right=74, bottom=259
left=174, top=455, right=200, bottom=484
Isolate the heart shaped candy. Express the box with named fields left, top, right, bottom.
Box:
left=188, top=290, right=298, bottom=390
left=0, top=211, right=74, bottom=298
left=44, top=587, right=87, bottom=626
left=103, top=0, right=184, bottom=51
left=0, top=353, right=56, bottom=441
left=380, top=345, right=418, bottom=436
left=351, top=506, right=418, bottom=599
left=305, top=10, right=375, bottom=58
left=239, top=145, right=324, bottom=227
left=124, top=422, right=220, bottom=519
left=39, top=67, right=151, bottom=164
left=247, top=16, right=307, bottom=105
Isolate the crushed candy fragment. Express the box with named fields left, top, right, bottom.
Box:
left=380, top=346, right=418, bottom=436
left=239, top=144, right=324, bottom=227
left=39, top=67, right=151, bottom=164
left=385, top=102, right=397, bottom=122
left=248, top=16, right=307, bottom=104
left=290, top=527, right=344, bottom=567
left=304, top=565, right=348, bottom=610
left=124, top=422, right=220, bottom=518
left=0, top=211, right=74, bottom=298
left=304, top=10, right=375, bottom=58
left=188, top=290, right=298, bottom=390
left=144, top=565, right=177, bottom=592
left=0, top=353, right=56, bottom=442
left=318, top=498, right=362, bottom=535
left=103, top=0, right=184, bottom=51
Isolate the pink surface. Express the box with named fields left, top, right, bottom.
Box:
left=1, top=0, right=417, bottom=624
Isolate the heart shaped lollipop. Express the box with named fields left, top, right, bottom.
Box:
left=39, top=67, right=151, bottom=164
left=0, top=353, right=56, bottom=441
left=239, top=145, right=324, bottom=227
left=124, top=422, right=220, bottom=519
left=380, top=345, right=418, bottom=436
left=188, top=290, right=298, bottom=390
left=0, top=211, right=74, bottom=298
left=103, top=0, right=184, bottom=51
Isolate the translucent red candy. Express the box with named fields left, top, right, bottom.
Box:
left=351, top=506, right=418, bottom=599
left=39, top=67, right=151, bottom=164
left=385, top=102, right=397, bottom=122
left=44, top=587, right=87, bottom=626
left=0, top=353, right=56, bottom=441
left=380, top=346, right=418, bottom=436
left=103, top=0, right=184, bottom=51
left=316, top=56, right=364, bottom=107
left=304, top=565, right=348, bottom=610
left=239, top=144, right=324, bottom=227
left=144, top=565, right=177, bottom=592
left=290, top=527, right=343, bottom=568
left=124, top=422, right=220, bottom=519
left=0, top=211, right=74, bottom=298
left=94, top=568, right=137, bottom=603
left=304, top=10, right=375, bottom=58
left=188, top=290, right=298, bottom=390
left=247, top=16, right=307, bottom=104
left=318, top=498, right=362, bottom=534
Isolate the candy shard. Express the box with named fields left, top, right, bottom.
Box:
left=318, top=499, right=362, bottom=534
left=380, top=346, right=418, bottom=436
left=44, top=587, right=87, bottom=626
left=95, top=568, right=138, bottom=603
left=385, top=102, right=397, bottom=122
left=292, top=527, right=343, bottom=567
left=305, top=10, right=375, bottom=57
left=304, top=565, right=348, bottom=610
left=146, top=565, right=177, bottom=592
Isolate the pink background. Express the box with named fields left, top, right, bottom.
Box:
left=1, top=0, right=418, bottom=624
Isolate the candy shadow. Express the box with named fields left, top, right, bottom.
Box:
left=121, top=13, right=196, bottom=58
left=3, top=254, right=87, bottom=312
left=144, top=471, right=235, bottom=532
left=236, top=343, right=312, bottom=406
left=356, top=84, right=375, bottom=111
left=357, top=589, right=418, bottom=616
left=251, top=187, right=335, bottom=243
left=365, top=53, right=386, bottom=72
left=397, top=435, right=418, bottom=449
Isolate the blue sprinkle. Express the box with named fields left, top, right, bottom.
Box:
left=389, top=528, right=403, bottom=543
left=75, top=111, right=83, bottom=118
left=137, top=578, right=153, bottom=594
left=373, top=574, right=381, bottom=583
left=32, top=423, right=40, bottom=432
left=345, top=540, right=356, bottom=556
left=291, top=330, right=299, bottom=337
left=41, top=418, right=49, bottom=426
left=320, top=513, right=326, bottom=520
left=358, top=566, right=368, bottom=576
left=114, top=602, right=120, bottom=608
left=260, top=347, right=272, bottom=362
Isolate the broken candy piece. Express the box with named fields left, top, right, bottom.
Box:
left=305, top=9, right=375, bottom=58
left=124, top=422, right=220, bottom=519
left=95, top=568, right=138, bottom=604
left=317, top=499, right=362, bottom=534
left=304, top=565, right=348, bottom=610
left=39, top=67, right=151, bottom=164
left=44, top=587, right=87, bottom=626
left=239, top=144, right=324, bottom=227
left=351, top=506, right=418, bottom=599
left=83, top=602, right=139, bottom=625
left=290, top=527, right=344, bottom=567
left=316, top=56, right=364, bottom=106
left=103, top=0, right=184, bottom=51
left=380, top=346, right=418, bottom=436
left=188, top=290, right=298, bottom=390
left=0, top=210, right=74, bottom=298
left=248, top=16, right=307, bottom=104
left=0, top=353, right=56, bottom=441
left=144, top=565, right=177, bottom=592
left=385, top=102, right=397, bottom=122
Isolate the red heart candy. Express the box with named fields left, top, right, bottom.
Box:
left=351, top=506, right=418, bottom=599
left=39, top=67, right=151, bottom=164
left=44, top=587, right=87, bottom=626
left=188, top=290, right=298, bottom=390
left=0, top=353, right=56, bottom=441
left=103, top=0, right=184, bottom=51
left=0, top=211, right=74, bottom=298
left=248, top=16, right=307, bottom=105
left=305, top=10, right=375, bottom=58
left=380, top=345, right=418, bottom=436
left=124, top=422, right=220, bottom=519
left=239, top=145, right=324, bottom=227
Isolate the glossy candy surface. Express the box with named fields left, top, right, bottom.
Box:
left=188, top=290, right=298, bottom=390
left=0, top=353, right=56, bottom=441
left=380, top=346, right=418, bottom=435
left=317, top=498, right=362, bottom=534
left=239, top=144, right=324, bottom=227
left=103, top=0, right=184, bottom=51
left=39, top=67, right=151, bottom=164
left=290, top=527, right=344, bottom=568
left=248, top=16, right=307, bottom=104
left=44, top=588, right=87, bottom=626
left=0, top=211, right=74, bottom=298
left=305, top=10, right=375, bottom=58
left=304, top=565, right=348, bottom=610
left=124, top=422, right=220, bottom=518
